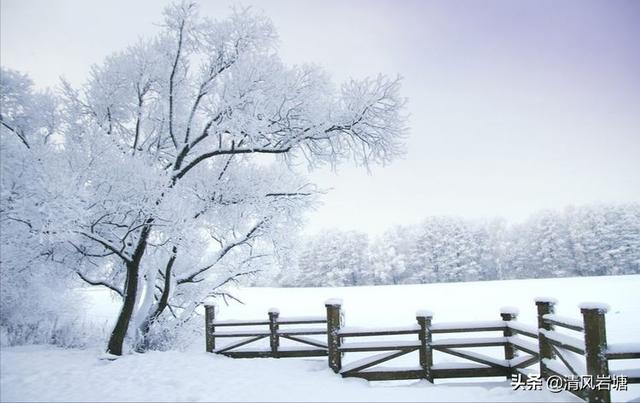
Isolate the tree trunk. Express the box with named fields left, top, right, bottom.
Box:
left=136, top=315, right=153, bottom=352
left=135, top=249, right=176, bottom=352
left=106, top=261, right=140, bottom=355
left=106, top=222, right=152, bottom=356
left=134, top=297, right=172, bottom=352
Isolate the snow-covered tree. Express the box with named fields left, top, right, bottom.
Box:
left=0, top=2, right=407, bottom=355
left=283, top=205, right=639, bottom=287
left=0, top=68, right=81, bottom=340
left=287, top=230, right=372, bottom=287
left=566, top=204, right=640, bottom=277
left=405, top=217, right=482, bottom=283
left=520, top=210, right=575, bottom=278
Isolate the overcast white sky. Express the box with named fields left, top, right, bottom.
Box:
left=2, top=0, right=639, bottom=235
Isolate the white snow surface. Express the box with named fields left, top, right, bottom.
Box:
left=538, top=329, right=585, bottom=351
left=429, top=320, right=504, bottom=331
left=499, top=306, right=520, bottom=315
left=339, top=324, right=420, bottom=334
left=325, top=298, right=343, bottom=306
left=415, top=309, right=434, bottom=318
left=506, top=321, right=538, bottom=336
left=1, top=345, right=578, bottom=403
left=534, top=296, right=559, bottom=304
left=2, top=275, right=639, bottom=402
left=578, top=302, right=611, bottom=312
left=608, top=343, right=640, bottom=354
left=542, top=313, right=584, bottom=329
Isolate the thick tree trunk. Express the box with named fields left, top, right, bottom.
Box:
left=106, top=261, right=140, bottom=355
left=105, top=222, right=152, bottom=356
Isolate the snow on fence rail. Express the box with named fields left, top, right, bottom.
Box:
left=205, top=300, right=640, bottom=403
left=204, top=306, right=328, bottom=358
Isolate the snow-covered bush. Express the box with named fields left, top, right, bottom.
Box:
left=1, top=318, right=109, bottom=348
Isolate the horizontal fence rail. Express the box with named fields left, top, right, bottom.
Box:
left=205, top=299, right=639, bottom=403
left=205, top=307, right=328, bottom=359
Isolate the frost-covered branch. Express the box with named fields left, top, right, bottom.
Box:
left=76, top=231, right=132, bottom=263
left=172, top=146, right=292, bottom=183
left=73, top=270, right=124, bottom=297
left=0, top=118, right=30, bottom=149
left=177, top=221, right=264, bottom=284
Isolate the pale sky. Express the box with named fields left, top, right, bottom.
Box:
left=2, top=0, right=639, bottom=235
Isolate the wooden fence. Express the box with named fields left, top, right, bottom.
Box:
left=205, top=306, right=328, bottom=358
left=205, top=299, right=639, bottom=403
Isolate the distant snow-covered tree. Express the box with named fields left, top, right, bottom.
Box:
left=406, top=217, right=483, bottom=283
left=522, top=210, right=575, bottom=278
left=282, top=205, right=639, bottom=287
left=288, top=230, right=372, bottom=287
left=566, top=204, right=640, bottom=277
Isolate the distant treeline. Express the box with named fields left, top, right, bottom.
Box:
left=274, top=204, right=640, bottom=286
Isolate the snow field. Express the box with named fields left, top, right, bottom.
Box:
left=2, top=275, right=638, bottom=402
left=1, top=346, right=581, bottom=402
left=212, top=274, right=640, bottom=401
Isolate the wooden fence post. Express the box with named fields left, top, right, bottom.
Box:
left=535, top=298, right=556, bottom=380
left=268, top=308, right=280, bottom=358
left=500, top=307, right=518, bottom=379
left=581, top=304, right=610, bottom=403
left=416, top=310, right=433, bottom=382
left=205, top=304, right=215, bottom=353
left=325, top=299, right=343, bottom=373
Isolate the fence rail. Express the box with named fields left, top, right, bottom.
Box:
left=205, top=299, right=639, bottom=403
left=205, top=307, right=328, bottom=359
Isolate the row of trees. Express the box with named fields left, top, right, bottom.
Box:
left=0, top=2, right=407, bottom=354
left=277, top=204, right=640, bottom=286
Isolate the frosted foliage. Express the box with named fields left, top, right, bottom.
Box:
left=278, top=205, right=640, bottom=287
left=0, top=1, right=407, bottom=353
left=0, top=68, right=86, bottom=343
left=283, top=230, right=372, bottom=287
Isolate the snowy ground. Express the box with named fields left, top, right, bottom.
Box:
left=1, top=345, right=579, bottom=402
left=2, top=275, right=639, bottom=402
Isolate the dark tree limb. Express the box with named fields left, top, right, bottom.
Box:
left=73, top=270, right=124, bottom=297
left=0, top=118, right=30, bottom=149
left=168, top=19, right=186, bottom=149
left=172, top=146, right=291, bottom=183
left=76, top=231, right=132, bottom=263
left=177, top=222, right=263, bottom=284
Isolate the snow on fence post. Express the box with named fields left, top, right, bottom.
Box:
left=325, top=299, right=343, bottom=373
left=580, top=303, right=610, bottom=403
left=205, top=304, right=215, bottom=353
left=535, top=298, right=556, bottom=381
left=416, top=310, right=434, bottom=382
left=500, top=307, right=519, bottom=379
left=268, top=308, right=280, bottom=358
